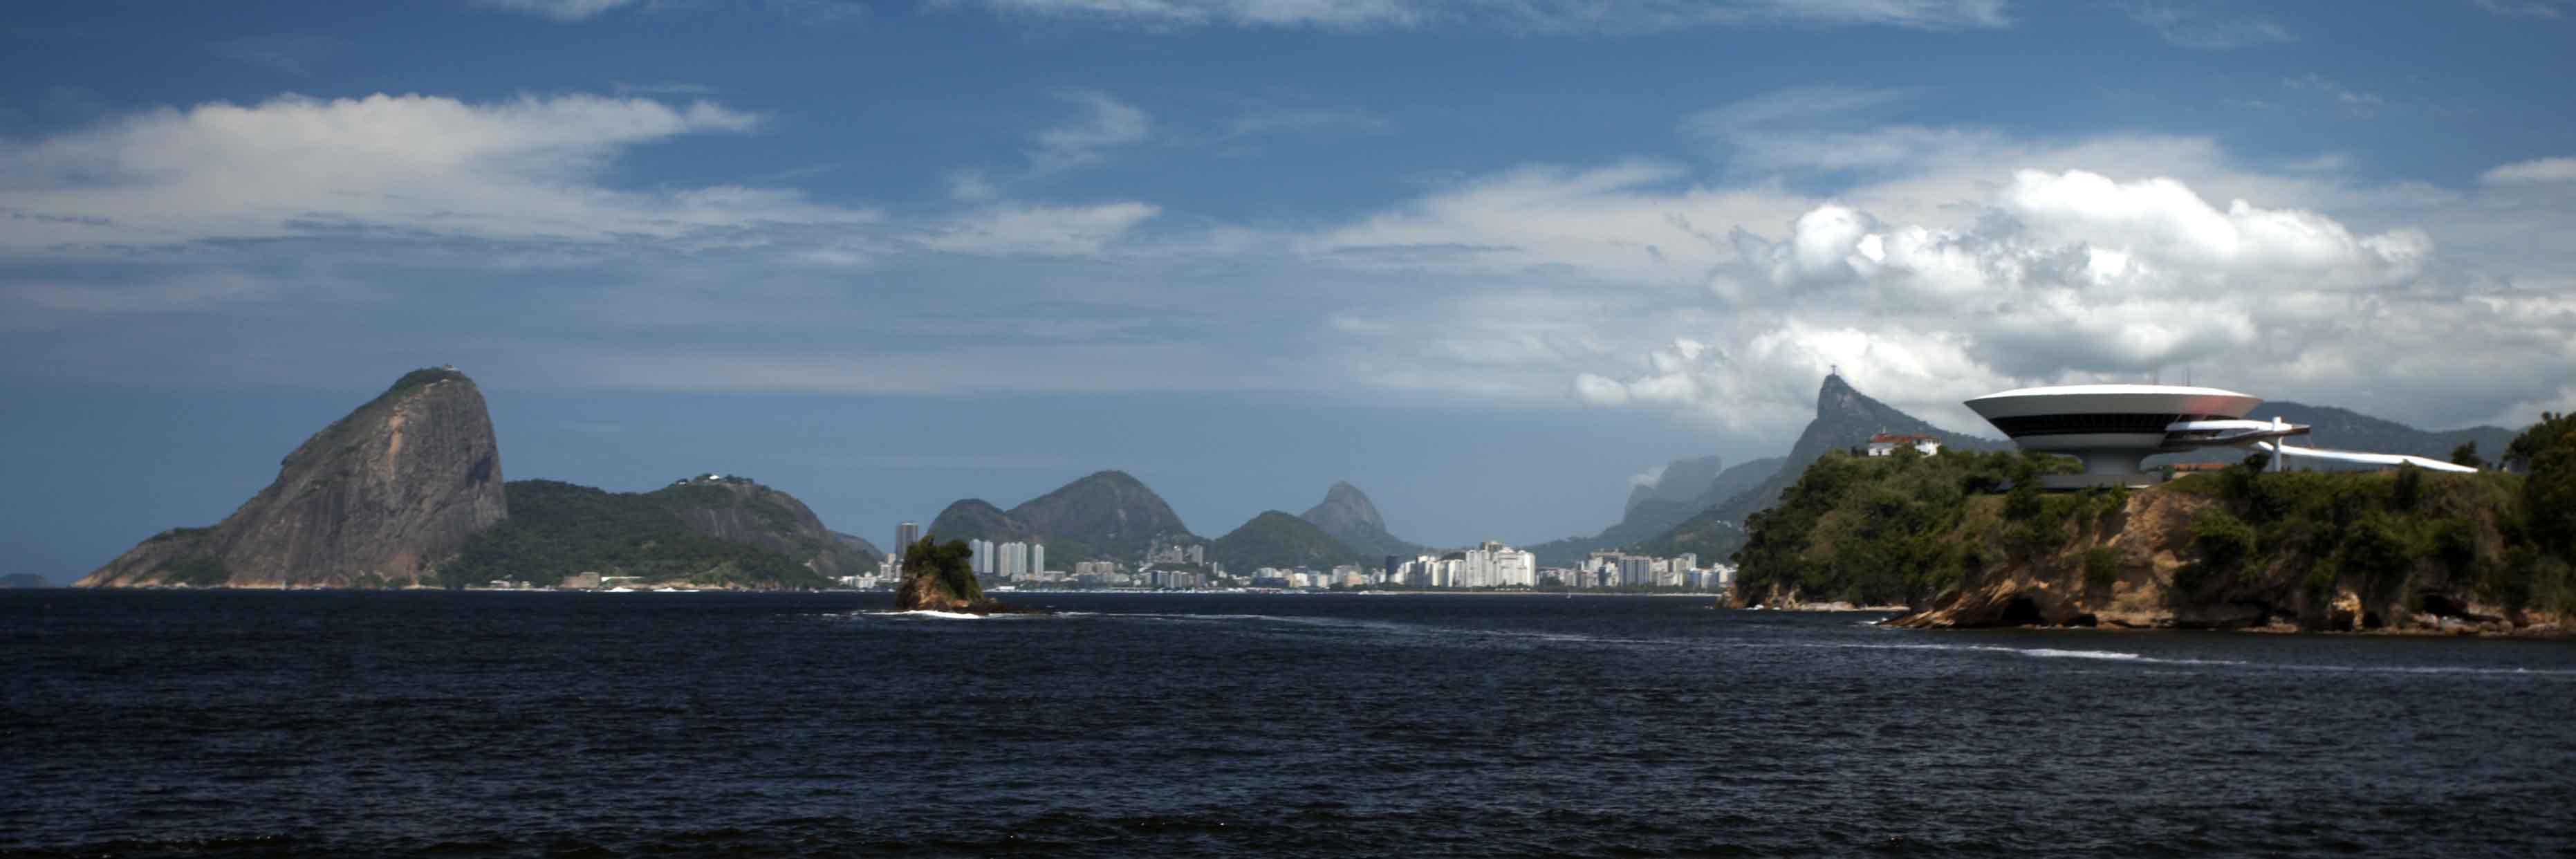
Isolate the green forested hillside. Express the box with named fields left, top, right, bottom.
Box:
left=1212, top=510, right=1366, bottom=571
left=1736, top=412, right=2576, bottom=631
left=1730, top=448, right=2073, bottom=605
left=436, top=480, right=829, bottom=589
left=925, top=471, right=1194, bottom=562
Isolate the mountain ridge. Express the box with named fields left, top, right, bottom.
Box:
left=927, top=470, right=1196, bottom=563
left=1214, top=510, right=1369, bottom=572
left=1298, top=481, right=1425, bottom=560
left=1640, top=374, right=2008, bottom=562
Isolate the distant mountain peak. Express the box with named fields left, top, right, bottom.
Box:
left=1817, top=371, right=1879, bottom=420
left=1635, top=373, right=2005, bottom=562
left=1310, top=481, right=1387, bottom=533
left=1213, top=510, right=1366, bottom=571
left=1299, top=481, right=1418, bottom=560
left=926, top=472, right=1193, bottom=563
left=1073, top=470, right=1145, bottom=488
left=82, top=367, right=505, bottom=589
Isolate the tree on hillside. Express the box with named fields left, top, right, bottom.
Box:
left=2452, top=442, right=2486, bottom=470
left=2508, top=412, right=2576, bottom=558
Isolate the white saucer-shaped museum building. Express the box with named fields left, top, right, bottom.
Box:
left=1961, top=383, right=2477, bottom=489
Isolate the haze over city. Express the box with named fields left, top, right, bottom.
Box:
left=7, top=0, right=2575, bottom=582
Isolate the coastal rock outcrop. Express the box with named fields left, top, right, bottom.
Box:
left=891, top=537, right=1022, bottom=613
left=79, top=368, right=506, bottom=588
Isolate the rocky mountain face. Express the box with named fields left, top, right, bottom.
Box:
left=79, top=368, right=506, bottom=588
left=927, top=471, right=1194, bottom=562
left=654, top=477, right=880, bottom=579
left=1527, top=456, right=1784, bottom=566
left=1214, top=510, right=1368, bottom=571
left=1298, top=481, right=1422, bottom=560
left=1642, top=374, right=2003, bottom=561
left=1624, top=456, right=1725, bottom=519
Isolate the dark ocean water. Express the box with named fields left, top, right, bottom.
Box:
left=4, top=591, right=2574, bottom=858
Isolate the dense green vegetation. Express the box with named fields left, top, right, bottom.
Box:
left=2509, top=412, right=2576, bottom=560
left=900, top=537, right=983, bottom=603
left=1734, top=412, right=2576, bottom=620
left=146, top=526, right=216, bottom=544
left=651, top=483, right=804, bottom=535
left=1640, top=374, right=2010, bottom=562
left=437, top=479, right=828, bottom=589
left=925, top=471, right=1190, bottom=564
left=1730, top=447, right=2084, bottom=605
left=2159, top=463, right=2558, bottom=614
left=1210, top=510, right=1366, bottom=571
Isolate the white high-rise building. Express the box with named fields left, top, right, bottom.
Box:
left=1030, top=543, right=1045, bottom=576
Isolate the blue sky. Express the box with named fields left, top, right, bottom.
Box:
left=6, top=0, right=2575, bottom=581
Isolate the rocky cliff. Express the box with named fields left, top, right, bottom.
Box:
left=79, top=368, right=506, bottom=588
left=1624, top=456, right=1727, bottom=519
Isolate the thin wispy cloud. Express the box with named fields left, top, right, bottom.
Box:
left=2481, top=156, right=2576, bottom=183
left=950, top=0, right=2010, bottom=32
left=2283, top=74, right=2385, bottom=117
left=1691, top=86, right=1911, bottom=130
left=2127, top=1, right=2292, bottom=48
left=479, top=0, right=866, bottom=21
left=1029, top=89, right=1151, bottom=174
left=476, top=0, right=641, bottom=20
left=612, top=81, right=718, bottom=95
left=1228, top=108, right=1391, bottom=138
left=210, top=35, right=348, bottom=76
left=2472, top=0, right=2567, bottom=18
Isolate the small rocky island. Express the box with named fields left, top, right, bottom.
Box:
left=892, top=537, right=1032, bottom=614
